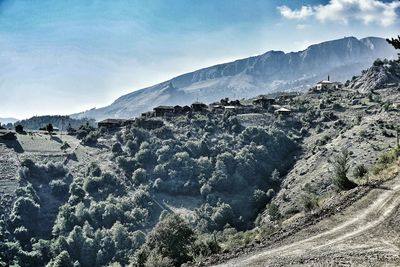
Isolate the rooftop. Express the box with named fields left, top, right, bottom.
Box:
left=98, top=118, right=127, bottom=123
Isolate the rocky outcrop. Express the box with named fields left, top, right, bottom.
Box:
left=348, top=60, right=400, bottom=93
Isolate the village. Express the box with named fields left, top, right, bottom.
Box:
left=97, top=77, right=343, bottom=130
left=0, top=77, right=343, bottom=139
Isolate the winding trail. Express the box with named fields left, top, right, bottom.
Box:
left=214, top=176, right=400, bottom=266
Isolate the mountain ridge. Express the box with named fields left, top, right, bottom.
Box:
left=0, top=117, right=19, bottom=124
left=73, top=36, right=396, bottom=120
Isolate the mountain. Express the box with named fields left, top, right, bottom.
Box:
left=348, top=59, right=400, bottom=93
left=73, top=36, right=396, bottom=120
left=0, top=117, right=19, bottom=125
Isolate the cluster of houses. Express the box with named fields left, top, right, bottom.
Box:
left=98, top=76, right=343, bottom=130
left=97, top=94, right=298, bottom=130
left=141, top=95, right=298, bottom=119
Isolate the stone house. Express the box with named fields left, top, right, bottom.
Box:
left=153, top=106, right=175, bottom=117
left=191, top=102, right=207, bottom=112
left=253, top=97, right=275, bottom=108
left=98, top=119, right=128, bottom=129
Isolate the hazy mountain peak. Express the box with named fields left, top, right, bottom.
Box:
left=73, top=36, right=396, bottom=121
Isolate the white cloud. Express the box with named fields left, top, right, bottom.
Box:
left=296, top=24, right=310, bottom=30
left=277, top=5, right=313, bottom=19
left=278, top=0, right=400, bottom=26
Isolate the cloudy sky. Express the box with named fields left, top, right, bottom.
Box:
left=1, top=0, right=399, bottom=119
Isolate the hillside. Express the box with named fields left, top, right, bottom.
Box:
left=0, top=60, right=399, bottom=266
left=0, top=117, right=18, bottom=125
left=73, top=36, right=396, bottom=121
left=13, top=115, right=97, bottom=130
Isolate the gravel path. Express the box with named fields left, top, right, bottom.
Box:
left=213, top=175, right=400, bottom=267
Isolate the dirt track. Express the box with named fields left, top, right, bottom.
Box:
left=213, top=175, right=400, bottom=267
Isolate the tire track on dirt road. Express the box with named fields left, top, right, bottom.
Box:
left=214, top=178, right=400, bottom=267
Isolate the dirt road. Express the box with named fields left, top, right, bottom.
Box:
left=213, top=176, right=400, bottom=266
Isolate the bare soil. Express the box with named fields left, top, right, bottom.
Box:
left=208, top=171, right=400, bottom=266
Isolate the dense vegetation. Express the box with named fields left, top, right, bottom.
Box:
left=0, top=111, right=301, bottom=267
left=1, top=58, right=398, bottom=266
left=13, top=115, right=96, bottom=131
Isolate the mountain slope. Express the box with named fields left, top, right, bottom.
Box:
left=73, top=36, right=396, bottom=120
left=348, top=59, right=400, bottom=92
left=0, top=117, right=18, bottom=124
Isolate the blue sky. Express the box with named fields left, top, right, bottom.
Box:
left=0, top=0, right=399, bottom=119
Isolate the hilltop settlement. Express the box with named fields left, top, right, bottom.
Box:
left=96, top=78, right=342, bottom=131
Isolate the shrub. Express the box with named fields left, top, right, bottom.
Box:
left=47, top=250, right=74, bottom=267
left=332, top=150, right=357, bottom=191
left=298, top=193, right=318, bottom=213
left=112, top=143, right=123, bottom=154
left=353, top=164, right=368, bottom=179
left=211, top=203, right=234, bottom=229
left=83, top=132, right=98, bottom=145
left=132, top=168, right=148, bottom=185
left=252, top=189, right=268, bottom=210
left=84, top=172, right=119, bottom=195
left=137, top=214, right=196, bottom=266
left=10, top=197, right=40, bottom=231
left=49, top=179, right=69, bottom=197
left=267, top=203, right=281, bottom=221
left=15, top=124, right=24, bottom=133
left=144, top=252, right=174, bottom=267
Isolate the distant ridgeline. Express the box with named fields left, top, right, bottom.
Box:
left=15, top=115, right=96, bottom=130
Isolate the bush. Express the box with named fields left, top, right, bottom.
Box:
left=10, top=197, right=40, bottom=231
left=332, top=150, right=357, bottom=191
left=353, top=164, right=368, bottom=179
left=132, top=168, right=148, bottom=185
left=136, top=214, right=196, bottom=266
left=84, top=172, right=120, bottom=195
left=15, top=124, right=24, bottom=133
left=83, top=132, right=98, bottom=145
left=49, top=179, right=69, bottom=197
left=144, top=251, right=174, bottom=267
left=252, top=189, right=268, bottom=210
left=112, top=143, right=123, bottom=154
left=46, top=250, right=74, bottom=267
left=267, top=203, right=281, bottom=221
left=299, top=193, right=318, bottom=213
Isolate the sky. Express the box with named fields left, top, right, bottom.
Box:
left=0, top=0, right=399, bottom=119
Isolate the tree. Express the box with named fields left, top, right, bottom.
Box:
left=332, top=150, right=357, bottom=190
left=141, top=214, right=196, bottom=266
left=15, top=124, right=24, bottom=133
left=46, top=250, right=74, bottom=267
left=387, top=35, right=400, bottom=61
left=10, top=197, right=40, bottom=231
left=47, top=123, right=54, bottom=134
left=267, top=203, right=281, bottom=221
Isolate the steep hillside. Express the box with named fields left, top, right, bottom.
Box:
left=348, top=59, right=400, bottom=92
left=73, top=36, right=396, bottom=120
left=1, top=61, right=399, bottom=267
